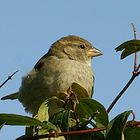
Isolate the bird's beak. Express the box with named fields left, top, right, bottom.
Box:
left=87, top=48, right=103, bottom=57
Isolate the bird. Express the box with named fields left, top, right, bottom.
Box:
left=1, top=35, right=102, bottom=115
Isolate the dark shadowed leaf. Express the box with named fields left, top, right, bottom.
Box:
left=0, top=114, right=57, bottom=131
left=115, top=40, right=140, bottom=59
left=75, top=98, right=108, bottom=127
left=106, top=110, right=133, bottom=140
left=46, top=97, right=65, bottom=118
left=124, top=127, right=140, bottom=140
left=49, top=108, right=70, bottom=131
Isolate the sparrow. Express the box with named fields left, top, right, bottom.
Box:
left=1, top=35, right=102, bottom=115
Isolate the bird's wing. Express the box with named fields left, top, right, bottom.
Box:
left=91, top=75, right=95, bottom=97
left=1, top=92, right=19, bottom=100
left=34, top=52, right=49, bottom=70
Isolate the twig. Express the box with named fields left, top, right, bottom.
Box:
left=131, top=23, right=138, bottom=71
left=132, top=23, right=136, bottom=39
left=131, top=111, right=136, bottom=121
left=137, top=64, right=140, bottom=71
left=82, top=110, right=100, bottom=127
left=127, top=121, right=140, bottom=127
left=107, top=72, right=139, bottom=113
left=0, top=70, right=19, bottom=89
left=16, top=120, right=140, bottom=140
left=107, top=24, right=140, bottom=113
left=16, top=127, right=106, bottom=140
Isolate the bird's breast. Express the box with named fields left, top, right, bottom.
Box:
left=42, top=58, right=94, bottom=97
left=19, top=57, right=94, bottom=114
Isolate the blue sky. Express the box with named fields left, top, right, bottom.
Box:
left=0, top=0, right=140, bottom=139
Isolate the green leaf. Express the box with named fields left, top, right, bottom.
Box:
left=115, top=39, right=140, bottom=59
left=75, top=98, right=108, bottom=127
left=70, top=82, right=89, bottom=98
left=49, top=108, right=70, bottom=131
left=0, top=114, right=57, bottom=131
left=124, top=127, right=140, bottom=140
left=106, top=110, right=133, bottom=140
left=90, top=131, right=105, bottom=140
left=46, top=96, right=65, bottom=118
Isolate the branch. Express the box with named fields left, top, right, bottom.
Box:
left=82, top=110, right=100, bottom=127
left=16, top=127, right=106, bottom=140
left=107, top=71, right=139, bottom=113
left=16, top=121, right=140, bottom=140
left=0, top=70, right=19, bottom=89
left=107, top=23, right=140, bottom=113
left=131, top=23, right=138, bottom=71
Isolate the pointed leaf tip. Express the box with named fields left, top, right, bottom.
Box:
left=115, top=40, right=140, bottom=59
left=106, top=110, right=133, bottom=140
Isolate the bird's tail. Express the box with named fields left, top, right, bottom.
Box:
left=1, top=92, right=19, bottom=100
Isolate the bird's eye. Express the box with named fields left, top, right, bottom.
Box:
left=79, top=44, right=85, bottom=49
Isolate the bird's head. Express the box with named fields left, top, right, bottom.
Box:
left=48, top=35, right=102, bottom=64
left=34, top=35, right=102, bottom=70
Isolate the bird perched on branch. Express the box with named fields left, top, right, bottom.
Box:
left=1, top=35, right=102, bottom=115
